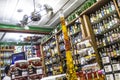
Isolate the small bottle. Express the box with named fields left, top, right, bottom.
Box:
left=98, top=10, right=102, bottom=19
left=111, top=15, right=115, bottom=26
left=117, top=0, right=120, bottom=8
left=90, top=14, right=93, bottom=23
left=103, top=6, right=107, bottom=15
left=101, top=8, right=104, bottom=17
left=105, top=5, right=110, bottom=15
left=108, top=3, right=113, bottom=13
left=113, top=14, right=119, bottom=24
left=110, top=1, right=116, bottom=11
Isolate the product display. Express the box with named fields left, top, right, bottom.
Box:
left=0, top=46, right=14, bottom=79
left=42, top=36, right=62, bottom=76
left=0, top=0, right=120, bottom=80
left=28, top=57, right=43, bottom=79
left=89, top=0, right=120, bottom=79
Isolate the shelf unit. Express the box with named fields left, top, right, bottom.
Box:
left=81, top=0, right=120, bottom=79
left=40, top=0, right=120, bottom=79
left=0, top=46, right=14, bottom=80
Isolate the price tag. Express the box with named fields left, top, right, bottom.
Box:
left=37, top=69, right=42, bottom=74
left=115, top=73, right=120, bottom=80
left=12, top=75, right=15, bottom=79
left=22, top=71, right=28, bottom=76
left=106, top=74, right=114, bottom=80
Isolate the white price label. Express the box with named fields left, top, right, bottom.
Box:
left=37, top=69, right=42, bottom=74
left=22, top=71, right=28, bottom=76
left=12, top=75, right=15, bottom=79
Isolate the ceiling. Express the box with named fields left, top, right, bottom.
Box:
left=0, top=0, right=85, bottom=27
left=0, top=0, right=85, bottom=43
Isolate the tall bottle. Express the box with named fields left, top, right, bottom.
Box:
left=117, top=0, right=120, bottom=8
left=110, top=1, right=116, bottom=11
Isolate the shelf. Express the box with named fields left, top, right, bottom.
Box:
left=80, top=0, right=110, bottom=16
left=0, top=49, right=14, bottom=51
left=58, top=40, right=64, bottom=44
left=95, top=23, right=120, bottom=37
left=98, top=39, right=120, bottom=49
left=91, top=10, right=117, bottom=25
left=111, top=55, right=120, bottom=60
left=42, top=35, right=55, bottom=45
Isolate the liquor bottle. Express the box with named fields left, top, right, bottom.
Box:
left=109, top=31, right=112, bottom=42
left=96, top=37, right=99, bottom=46
left=111, top=15, right=115, bottom=26
left=108, top=3, right=113, bottom=13
left=113, top=14, right=119, bottom=24
left=108, top=17, right=113, bottom=28
left=117, top=0, right=120, bottom=8
left=116, top=43, right=120, bottom=56
left=103, top=6, right=107, bottom=15
left=105, top=5, right=110, bottom=15
left=98, top=10, right=102, bottom=19
left=101, top=8, right=104, bottom=17
left=113, top=44, right=117, bottom=57
left=107, top=32, right=110, bottom=43
left=110, top=1, right=116, bottom=11
left=118, top=43, right=120, bottom=55
left=90, top=14, right=93, bottom=23
left=96, top=11, right=99, bottom=21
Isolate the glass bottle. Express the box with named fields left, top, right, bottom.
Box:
left=103, top=6, right=107, bottom=15
left=90, top=14, right=93, bottom=23
left=105, top=5, right=110, bottom=15
left=101, top=8, right=104, bottom=17
left=110, top=1, right=116, bottom=11
left=111, top=15, right=115, bottom=26
left=113, top=44, right=117, bottom=57
left=113, top=14, right=119, bottom=24
left=108, top=3, right=113, bottom=13
left=98, top=10, right=102, bottom=19
left=118, top=0, right=120, bottom=8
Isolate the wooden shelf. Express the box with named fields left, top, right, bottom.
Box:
left=67, top=17, right=79, bottom=27
left=80, top=0, right=110, bottom=16
left=0, top=49, right=14, bottom=52
left=42, top=35, right=55, bottom=45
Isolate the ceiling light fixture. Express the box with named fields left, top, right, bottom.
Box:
left=17, top=0, right=53, bottom=28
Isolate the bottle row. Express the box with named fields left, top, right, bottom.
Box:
left=96, top=26, right=120, bottom=47
left=0, top=46, right=14, bottom=50
left=92, top=13, right=119, bottom=35
left=0, top=59, right=11, bottom=66
left=99, top=43, right=120, bottom=58
left=67, top=20, right=81, bottom=36
left=90, top=1, right=116, bottom=24
left=0, top=52, right=12, bottom=58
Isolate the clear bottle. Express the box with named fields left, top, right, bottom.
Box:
left=110, top=1, right=116, bottom=11
left=103, top=6, right=107, bottom=15
left=101, top=8, right=104, bottom=17
left=118, top=0, right=120, bottom=8
left=113, top=14, right=119, bottom=24
left=108, top=3, right=113, bottom=13
left=105, top=5, right=110, bottom=15
left=98, top=10, right=102, bottom=19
